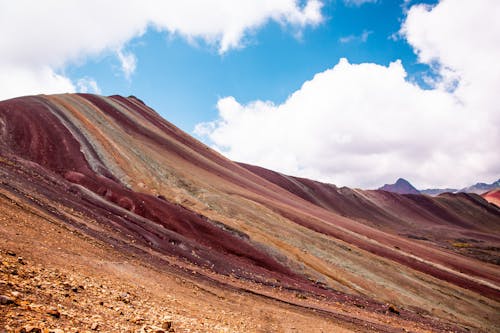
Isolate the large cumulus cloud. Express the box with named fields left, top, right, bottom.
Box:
left=196, top=0, right=500, bottom=188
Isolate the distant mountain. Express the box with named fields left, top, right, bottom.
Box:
left=483, top=189, right=500, bottom=207
left=420, top=188, right=458, bottom=196
left=378, top=178, right=420, bottom=194
left=459, top=179, right=500, bottom=194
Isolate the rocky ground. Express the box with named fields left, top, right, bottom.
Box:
left=0, top=249, right=177, bottom=333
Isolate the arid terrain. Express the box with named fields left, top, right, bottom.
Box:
left=1, top=94, right=499, bottom=332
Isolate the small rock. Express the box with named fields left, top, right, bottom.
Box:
left=17, top=257, right=25, bottom=265
left=48, top=329, right=65, bottom=333
left=6, top=250, right=16, bottom=256
left=132, top=317, right=145, bottom=325
left=11, top=291, right=21, bottom=298
left=118, top=292, right=130, bottom=303
left=0, top=295, right=14, bottom=305
left=91, top=322, right=99, bottom=330
left=388, top=304, right=400, bottom=315
left=22, top=326, right=41, bottom=333
left=149, top=326, right=166, bottom=333
left=47, top=308, right=61, bottom=318
left=295, top=293, right=307, bottom=299
left=162, top=321, right=173, bottom=330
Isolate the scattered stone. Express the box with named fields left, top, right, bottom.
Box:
left=118, top=292, right=130, bottom=303
left=0, top=294, right=14, bottom=305
left=149, top=325, right=166, bottom=333
left=48, top=329, right=65, bottom=333
left=17, top=257, right=25, bottom=265
left=388, top=304, right=400, bottom=315
left=91, top=322, right=99, bottom=330
left=162, top=321, right=173, bottom=330
left=6, top=250, right=16, bottom=256
left=132, top=317, right=145, bottom=325
left=21, top=326, right=41, bottom=333
left=47, top=307, right=61, bottom=318
left=11, top=291, right=20, bottom=298
left=161, top=320, right=175, bottom=332
left=295, top=293, right=307, bottom=300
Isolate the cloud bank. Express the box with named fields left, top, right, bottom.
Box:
left=196, top=0, right=500, bottom=189
left=0, top=0, right=322, bottom=100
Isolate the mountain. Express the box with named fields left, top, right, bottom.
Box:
left=459, top=179, right=500, bottom=194
left=420, top=188, right=458, bottom=196
left=378, top=178, right=420, bottom=194
left=1, top=94, right=499, bottom=332
left=419, top=179, right=500, bottom=196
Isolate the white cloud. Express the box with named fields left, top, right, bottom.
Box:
left=343, top=0, right=378, bottom=7
left=196, top=0, right=500, bottom=189
left=0, top=65, right=75, bottom=101
left=0, top=0, right=323, bottom=100
left=116, top=49, right=137, bottom=80
left=76, top=77, right=101, bottom=94
left=339, top=30, right=372, bottom=43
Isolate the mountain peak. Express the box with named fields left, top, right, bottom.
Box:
left=396, top=178, right=410, bottom=185
left=378, top=178, right=420, bottom=195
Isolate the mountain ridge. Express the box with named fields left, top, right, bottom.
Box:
left=459, top=178, right=500, bottom=194
left=378, top=179, right=500, bottom=196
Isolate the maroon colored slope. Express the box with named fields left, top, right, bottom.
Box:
left=240, top=162, right=500, bottom=236
left=0, top=95, right=311, bottom=290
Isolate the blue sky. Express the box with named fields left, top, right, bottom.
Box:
left=66, top=0, right=437, bottom=132
left=1, top=0, right=498, bottom=188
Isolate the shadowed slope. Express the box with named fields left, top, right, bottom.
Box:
left=1, top=94, right=499, bottom=331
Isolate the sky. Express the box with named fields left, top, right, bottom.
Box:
left=0, top=0, right=499, bottom=189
